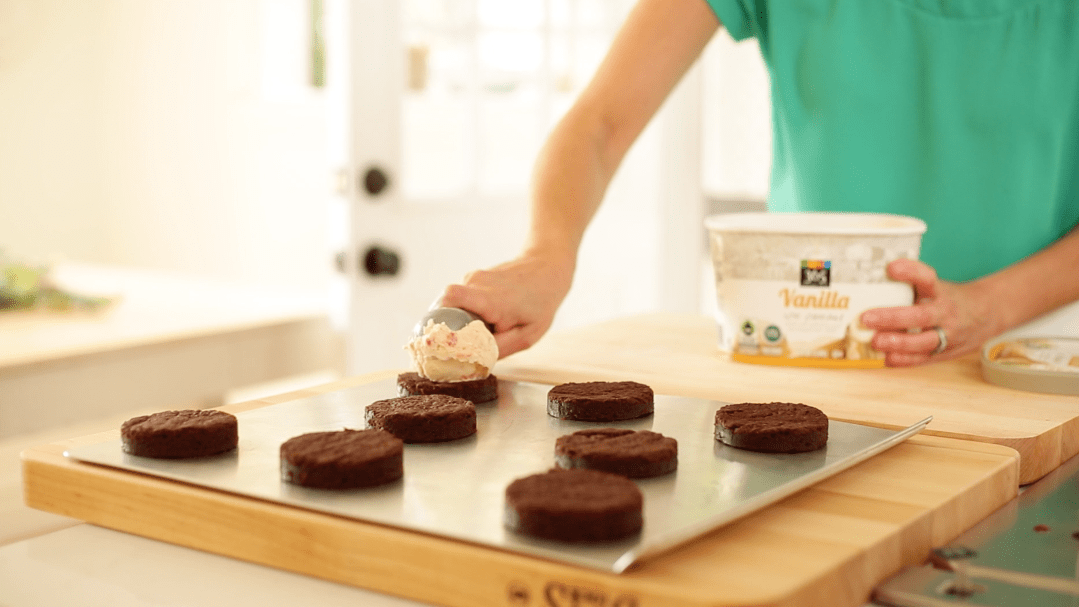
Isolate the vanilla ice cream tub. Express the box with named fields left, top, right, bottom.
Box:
left=705, top=212, right=927, bottom=368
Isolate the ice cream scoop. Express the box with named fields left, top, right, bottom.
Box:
left=408, top=308, right=498, bottom=382
left=412, top=307, right=485, bottom=337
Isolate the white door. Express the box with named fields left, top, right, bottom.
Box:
left=326, top=0, right=705, bottom=376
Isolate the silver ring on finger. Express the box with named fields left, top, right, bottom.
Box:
left=930, top=326, right=948, bottom=355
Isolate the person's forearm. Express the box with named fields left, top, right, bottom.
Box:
left=973, top=221, right=1079, bottom=333
left=524, top=104, right=613, bottom=266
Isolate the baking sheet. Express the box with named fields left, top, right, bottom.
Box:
left=66, top=378, right=930, bottom=573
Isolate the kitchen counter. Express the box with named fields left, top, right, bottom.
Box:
left=0, top=261, right=341, bottom=438
left=19, top=311, right=1025, bottom=607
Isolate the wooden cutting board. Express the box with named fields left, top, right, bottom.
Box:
left=496, top=313, right=1079, bottom=485
left=23, top=370, right=1018, bottom=607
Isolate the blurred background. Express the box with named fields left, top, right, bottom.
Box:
left=0, top=0, right=771, bottom=539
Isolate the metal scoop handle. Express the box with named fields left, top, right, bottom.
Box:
left=413, top=307, right=488, bottom=338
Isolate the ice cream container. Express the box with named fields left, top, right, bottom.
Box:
left=981, top=336, right=1079, bottom=396
left=705, top=212, right=927, bottom=368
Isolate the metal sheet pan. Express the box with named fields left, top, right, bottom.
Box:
left=66, top=378, right=930, bottom=573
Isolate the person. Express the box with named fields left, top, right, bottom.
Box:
left=439, top=0, right=1079, bottom=367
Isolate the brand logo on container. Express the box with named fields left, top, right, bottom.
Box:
left=801, top=260, right=831, bottom=287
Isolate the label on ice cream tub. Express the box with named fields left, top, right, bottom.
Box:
left=706, top=212, right=926, bottom=369
left=717, top=279, right=912, bottom=368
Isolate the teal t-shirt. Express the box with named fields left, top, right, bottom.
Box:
left=704, top=0, right=1079, bottom=282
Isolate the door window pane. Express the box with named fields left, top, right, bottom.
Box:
left=478, top=31, right=543, bottom=75
left=402, top=0, right=631, bottom=204
left=478, top=97, right=542, bottom=195
left=403, top=96, right=473, bottom=199
left=477, top=0, right=544, bottom=28
left=404, top=0, right=473, bottom=30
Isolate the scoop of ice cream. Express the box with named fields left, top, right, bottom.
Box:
left=407, top=319, right=498, bottom=382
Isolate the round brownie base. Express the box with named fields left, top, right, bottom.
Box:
left=715, top=402, right=829, bottom=453
left=555, top=428, right=677, bottom=478
left=505, top=468, right=643, bottom=543
left=546, top=381, right=654, bottom=422
left=280, top=429, right=403, bottom=489
left=366, top=394, right=477, bottom=443
left=121, top=409, right=238, bottom=459
left=396, top=371, right=498, bottom=404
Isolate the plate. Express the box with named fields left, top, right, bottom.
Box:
left=982, top=337, right=1079, bottom=396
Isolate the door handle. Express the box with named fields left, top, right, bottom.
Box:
left=362, top=245, right=400, bottom=277
left=362, top=166, right=390, bottom=197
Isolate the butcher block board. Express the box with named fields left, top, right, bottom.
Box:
left=497, top=313, right=1079, bottom=485
left=24, top=370, right=1019, bottom=607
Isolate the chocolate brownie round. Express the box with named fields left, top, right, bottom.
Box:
left=555, top=428, right=677, bottom=478
left=715, top=402, right=829, bottom=453
left=366, top=394, right=476, bottom=443
left=504, top=468, right=643, bottom=543
left=396, top=371, right=498, bottom=404
left=546, top=381, right=654, bottom=422
left=280, top=429, right=403, bottom=489
left=121, top=409, right=238, bottom=459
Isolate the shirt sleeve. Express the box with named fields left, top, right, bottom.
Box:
left=702, top=0, right=759, bottom=41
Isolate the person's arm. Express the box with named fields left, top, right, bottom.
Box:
left=862, top=221, right=1079, bottom=366
left=441, top=0, right=720, bottom=358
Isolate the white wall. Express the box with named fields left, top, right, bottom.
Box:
left=701, top=29, right=772, bottom=202
left=1, top=1, right=107, bottom=263
left=566, top=61, right=705, bottom=331
left=697, top=29, right=772, bottom=317
left=0, top=0, right=332, bottom=292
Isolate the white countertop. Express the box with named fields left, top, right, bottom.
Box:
left=0, top=525, right=419, bottom=607
left=0, top=262, right=330, bottom=369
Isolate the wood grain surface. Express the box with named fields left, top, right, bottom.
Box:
left=23, top=369, right=1019, bottom=607
left=497, top=313, right=1079, bottom=484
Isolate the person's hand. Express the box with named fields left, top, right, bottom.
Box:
left=438, top=249, right=575, bottom=359
left=859, top=258, right=999, bottom=366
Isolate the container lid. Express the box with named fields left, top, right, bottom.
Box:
left=981, top=336, right=1079, bottom=396
left=704, top=212, right=927, bottom=236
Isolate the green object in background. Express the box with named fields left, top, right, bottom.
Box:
left=0, top=252, right=113, bottom=312
left=310, top=0, right=325, bottom=88
left=2, top=264, right=42, bottom=309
